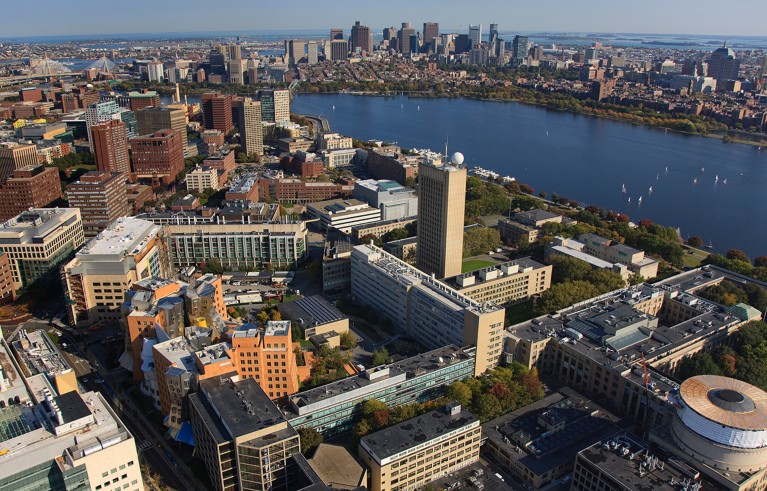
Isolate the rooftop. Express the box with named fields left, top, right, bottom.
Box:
left=307, top=443, right=366, bottom=489
left=0, top=208, right=80, bottom=244
left=76, top=217, right=160, bottom=259
left=11, top=329, right=72, bottom=378
left=279, top=295, right=346, bottom=328
left=190, top=376, right=289, bottom=443
left=678, top=375, right=767, bottom=431
left=360, top=404, right=478, bottom=461
left=443, top=257, right=547, bottom=289
left=153, top=337, right=198, bottom=375
left=232, top=320, right=291, bottom=338
left=515, top=209, right=562, bottom=224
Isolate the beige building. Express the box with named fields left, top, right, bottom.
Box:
left=351, top=244, right=505, bottom=375
left=239, top=97, right=264, bottom=157
left=0, top=208, right=84, bottom=289
left=318, top=133, right=353, bottom=150
left=578, top=233, right=660, bottom=280
left=443, top=257, right=552, bottom=305
left=382, top=237, right=417, bottom=263
left=62, top=217, right=172, bottom=326
left=188, top=376, right=301, bottom=491
left=185, top=165, right=223, bottom=192
left=351, top=217, right=417, bottom=242
left=0, top=141, right=39, bottom=182
left=307, top=199, right=381, bottom=234
left=416, top=157, right=466, bottom=279
left=498, top=208, right=572, bottom=245
left=135, top=106, right=188, bottom=154
left=11, top=329, right=78, bottom=396
left=358, top=403, right=481, bottom=491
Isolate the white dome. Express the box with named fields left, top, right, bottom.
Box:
left=450, top=152, right=464, bottom=165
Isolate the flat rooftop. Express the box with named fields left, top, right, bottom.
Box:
left=190, top=376, right=288, bottom=443
left=153, top=337, right=197, bottom=374
left=11, top=329, right=72, bottom=377
left=516, top=209, right=561, bottom=224
left=361, top=404, right=477, bottom=461
left=279, top=295, right=346, bottom=327
left=0, top=208, right=80, bottom=244
left=350, top=216, right=417, bottom=233
left=443, top=257, right=547, bottom=288
left=77, top=217, right=159, bottom=258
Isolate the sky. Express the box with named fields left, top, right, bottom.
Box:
left=3, top=0, right=767, bottom=38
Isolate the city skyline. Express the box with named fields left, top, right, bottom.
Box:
left=3, top=0, right=767, bottom=38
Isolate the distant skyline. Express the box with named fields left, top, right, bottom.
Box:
left=3, top=0, right=767, bottom=38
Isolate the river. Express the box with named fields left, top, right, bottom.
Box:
left=290, top=93, right=767, bottom=259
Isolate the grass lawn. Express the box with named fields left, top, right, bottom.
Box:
left=505, top=299, right=536, bottom=326
left=461, top=259, right=497, bottom=273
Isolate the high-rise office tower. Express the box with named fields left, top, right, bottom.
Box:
left=455, top=34, right=470, bottom=54
left=209, top=49, right=227, bottom=78
left=201, top=92, right=233, bottom=133
left=0, top=142, right=40, bottom=182
left=383, top=26, right=398, bottom=49
left=307, top=40, right=319, bottom=65
left=708, top=42, right=741, bottom=82
left=239, top=98, right=264, bottom=157
left=399, top=22, right=415, bottom=54
left=585, top=47, right=597, bottom=61
left=259, top=88, right=290, bottom=123
left=228, top=57, right=244, bottom=84
left=423, top=22, right=439, bottom=52
left=512, top=35, right=530, bottom=63
left=330, top=39, right=348, bottom=61
left=286, top=39, right=304, bottom=66
left=135, top=106, right=188, bottom=152
left=469, top=25, right=482, bottom=48
left=416, top=153, right=467, bottom=279
left=489, top=23, right=499, bottom=44
left=130, top=130, right=185, bottom=184
left=147, top=61, right=164, bottom=82
left=66, top=170, right=129, bottom=237
left=760, top=55, right=767, bottom=85
left=226, top=43, right=241, bottom=61
left=85, top=100, right=120, bottom=150
left=351, top=21, right=373, bottom=54
left=330, top=28, right=344, bottom=40
left=91, top=119, right=130, bottom=174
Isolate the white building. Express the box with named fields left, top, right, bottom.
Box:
left=147, top=61, right=165, bottom=82
left=322, top=148, right=361, bottom=169
left=186, top=165, right=222, bottom=192
left=353, top=179, right=418, bottom=221
left=306, top=199, right=381, bottom=234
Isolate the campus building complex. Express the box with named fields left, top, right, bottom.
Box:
left=443, top=257, right=552, bottom=306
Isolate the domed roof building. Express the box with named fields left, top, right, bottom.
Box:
left=652, top=375, right=767, bottom=490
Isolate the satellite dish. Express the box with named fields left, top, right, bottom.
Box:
left=450, top=152, right=464, bottom=165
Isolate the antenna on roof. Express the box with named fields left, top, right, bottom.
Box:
left=444, top=135, right=449, bottom=162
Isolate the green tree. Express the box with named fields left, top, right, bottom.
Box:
left=677, top=352, right=722, bottom=380
left=371, top=347, right=389, bottom=367
left=446, top=381, right=473, bottom=407
left=473, top=393, right=502, bottom=421
left=463, top=227, right=501, bottom=257
left=297, top=427, right=323, bottom=456
left=687, top=236, right=703, bottom=247
left=340, top=331, right=355, bottom=350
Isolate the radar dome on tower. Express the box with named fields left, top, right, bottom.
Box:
left=450, top=152, right=464, bottom=166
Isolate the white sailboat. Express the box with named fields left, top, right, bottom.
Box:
left=627, top=197, right=631, bottom=203
left=693, top=178, right=698, bottom=184
left=700, top=166, right=705, bottom=173
left=638, top=196, right=643, bottom=204
left=648, top=186, right=653, bottom=194
left=723, top=178, right=728, bottom=184
left=715, top=175, right=719, bottom=182
left=665, top=165, right=669, bottom=173
left=621, top=183, right=626, bottom=193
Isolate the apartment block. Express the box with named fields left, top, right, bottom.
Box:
left=230, top=321, right=299, bottom=398
left=443, top=257, right=552, bottom=306
left=62, top=217, right=171, bottom=327
left=358, top=403, right=481, bottom=491
left=307, top=198, right=382, bottom=234
left=130, top=130, right=185, bottom=184
left=239, top=97, right=264, bottom=157
left=66, top=170, right=129, bottom=237
left=352, top=244, right=504, bottom=375
left=188, top=376, right=301, bottom=491
left=260, top=88, right=290, bottom=123
left=0, top=165, right=61, bottom=221
left=287, top=345, right=475, bottom=437
left=353, top=179, right=418, bottom=221
left=201, top=92, right=233, bottom=134
left=0, top=208, right=84, bottom=289
left=0, top=142, right=39, bottom=182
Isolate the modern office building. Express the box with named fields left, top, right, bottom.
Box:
left=260, top=88, right=290, bottom=123
left=0, top=334, right=144, bottom=491
left=0, top=208, right=84, bottom=289
left=91, top=119, right=130, bottom=174
left=62, top=217, right=172, bottom=326
left=422, top=22, right=439, bottom=51
left=512, top=35, right=530, bottom=63
left=307, top=198, right=382, bottom=233
left=330, top=28, right=344, bottom=40
left=188, top=376, right=301, bottom=491
left=0, top=165, right=61, bottom=221
left=239, top=97, right=264, bottom=157
left=351, top=21, right=373, bottom=54
left=201, top=92, right=234, bottom=133
left=353, top=179, right=418, bottom=221
left=287, top=345, right=476, bottom=436
left=0, top=141, right=39, bottom=182
left=66, top=170, right=129, bottom=237
left=230, top=321, right=300, bottom=399
left=135, top=106, right=188, bottom=153
left=468, top=25, right=482, bottom=47
left=443, top=257, right=552, bottom=306
left=160, top=215, right=307, bottom=269
left=398, top=23, right=415, bottom=54
left=85, top=100, right=120, bottom=150
left=416, top=154, right=466, bottom=279
left=130, top=130, right=185, bottom=184
left=185, top=166, right=224, bottom=192
left=708, top=43, right=741, bottom=82
left=330, top=40, right=349, bottom=61
left=352, top=244, right=504, bottom=375
left=358, top=402, right=481, bottom=491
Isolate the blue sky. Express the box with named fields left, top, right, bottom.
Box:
left=3, top=0, right=766, bottom=37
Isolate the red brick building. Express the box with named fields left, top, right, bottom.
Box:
left=66, top=171, right=130, bottom=237
left=0, top=165, right=62, bottom=220
left=130, top=130, right=185, bottom=185
left=126, top=183, right=154, bottom=213
left=128, top=89, right=161, bottom=111
left=280, top=154, right=324, bottom=178
left=264, top=178, right=353, bottom=203
left=201, top=92, right=233, bottom=134
left=91, top=119, right=130, bottom=174
left=203, top=150, right=236, bottom=182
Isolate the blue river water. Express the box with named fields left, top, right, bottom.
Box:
left=291, top=93, right=767, bottom=259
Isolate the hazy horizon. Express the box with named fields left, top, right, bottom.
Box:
left=3, top=0, right=766, bottom=39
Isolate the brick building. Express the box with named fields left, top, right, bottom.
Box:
left=66, top=170, right=129, bottom=237
left=130, top=130, right=185, bottom=185
left=91, top=119, right=130, bottom=174
left=0, top=165, right=61, bottom=220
